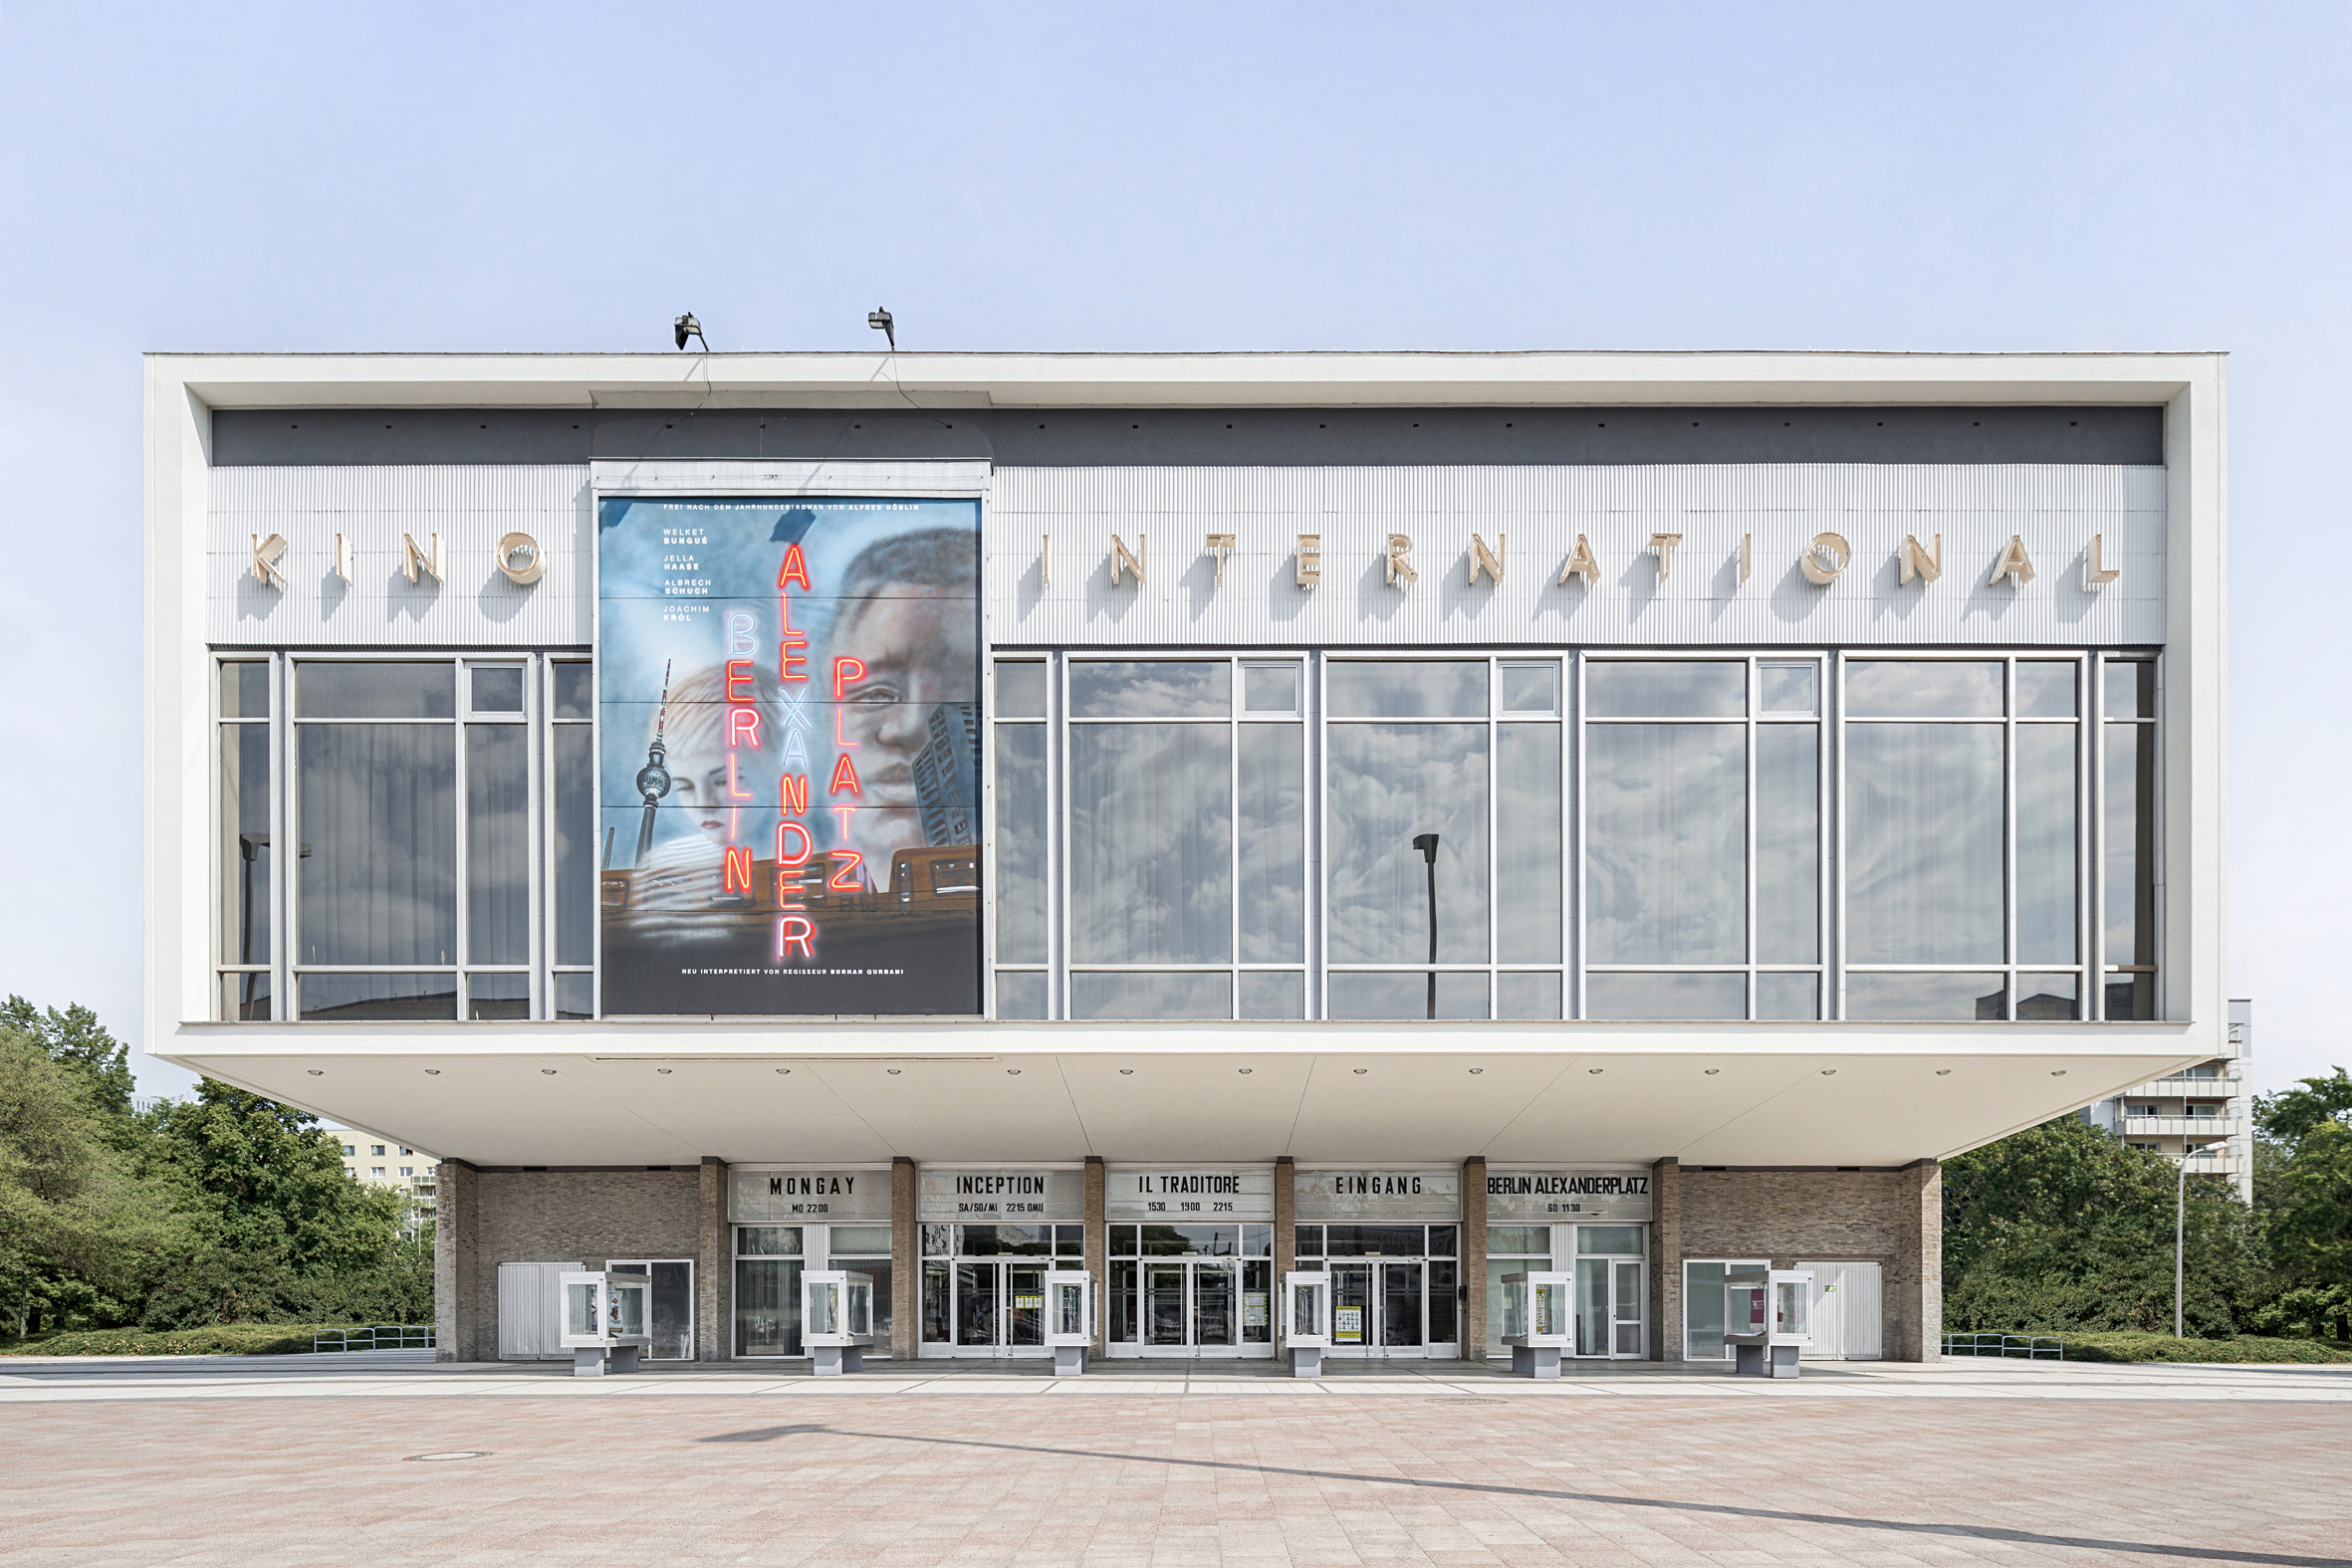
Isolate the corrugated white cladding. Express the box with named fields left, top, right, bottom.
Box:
left=986, top=463, right=2166, bottom=647
left=208, top=465, right=592, bottom=647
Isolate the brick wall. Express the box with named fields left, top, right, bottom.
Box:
left=1669, top=1162, right=1941, bottom=1362
left=456, top=1169, right=702, bottom=1360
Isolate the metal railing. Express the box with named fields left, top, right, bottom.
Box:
left=312, top=1325, right=436, bottom=1353
left=1943, top=1332, right=2064, bottom=1360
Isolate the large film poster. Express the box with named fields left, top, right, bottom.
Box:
left=598, top=498, right=981, bottom=1015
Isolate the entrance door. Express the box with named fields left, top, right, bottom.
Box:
left=1193, top=1262, right=1239, bottom=1350
left=1328, top=1261, right=1433, bottom=1358
left=1008, top=1263, right=1046, bottom=1347
left=1797, top=1261, right=1883, bottom=1360
left=1574, top=1256, right=1646, bottom=1357
left=1145, top=1263, right=1188, bottom=1347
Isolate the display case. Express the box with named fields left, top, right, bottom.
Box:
left=558, top=1269, right=652, bottom=1377
left=803, top=1269, right=875, bottom=1375
left=1044, top=1269, right=1095, bottom=1376
left=1500, top=1269, right=1572, bottom=1378
left=1282, top=1270, right=1332, bottom=1377
left=1723, top=1266, right=1813, bottom=1378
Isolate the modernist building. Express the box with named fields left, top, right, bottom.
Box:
left=142, top=349, right=2229, bottom=1367
left=2084, top=998, right=2252, bottom=1202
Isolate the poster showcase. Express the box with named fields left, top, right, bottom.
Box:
left=597, top=497, right=981, bottom=1015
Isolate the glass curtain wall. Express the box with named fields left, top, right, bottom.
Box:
left=984, top=648, right=2150, bottom=1022
left=1325, top=658, right=1562, bottom=1019
left=219, top=653, right=591, bottom=1021
left=1583, top=659, right=1822, bottom=1020
left=1843, top=658, right=2086, bottom=1020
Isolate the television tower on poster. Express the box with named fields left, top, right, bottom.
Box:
left=632, top=659, right=674, bottom=867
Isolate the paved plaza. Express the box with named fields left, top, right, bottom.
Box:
left=4, top=1355, right=2348, bottom=1566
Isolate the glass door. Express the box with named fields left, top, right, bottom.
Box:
left=607, top=1259, right=693, bottom=1359
left=1194, top=1262, right=1239, bottom=1349
left=1380, top=1262, right=1425, bottom=1350
left=1331, top=1263, right=1372, bottom=1350
left=1612, top=1260, right=1645, bottom=1357
left=1145, top=1263, right=1187, bottom=1346
left=955, top=1262, right=999, bottom=1347
left=1008, top=1264, right=1047, bottom=1347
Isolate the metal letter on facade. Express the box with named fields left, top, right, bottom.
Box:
left=1469, top=533, right=1506, bottom=586
left=1648, top=532, right=1682, bottom=581
left=1295, top=534, right=1321, bottom=588
left=496, top=532, right=547, bottom=585
left=1989, top=535, right=2036, bottom=587
left=1799, top=532, right=1850, bottom=585
left=1900, top=533, right=1943, bottom=585
left=1110, top=534, right=1146, bottom=586
left=1385, top=534, right=1419, bottom=586
left=1205, top=533, right=1237, bottom=586
left=2085, top=533, right=2120, bottom=590
left=400, top=532, right=444, bottom=586
left=249, top=533, right=290, bottom=588
left=1557, top=534, right=1599, bottom=586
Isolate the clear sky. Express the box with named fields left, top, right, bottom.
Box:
left=1, top=3, right=2344, bottom=1099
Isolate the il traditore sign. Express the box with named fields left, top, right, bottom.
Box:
left=1105, top=1168, right=1276, bottom=1223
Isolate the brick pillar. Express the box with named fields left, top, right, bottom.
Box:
left=1459, top=1156, right=1487, bottom=1362
left=1083, top=1156, right=1106, bottom=1353
left=1650, top=1157, right=1681, bottom=1362
left=1273, top=1156, right=1295, bottom=1282
left=1893, top=1157, right=1942, bottom=1362
left=698, top=1157, right=728, bottom=1361
left=433, top=1159, right=480, bottom=1362
left=891, top=1157, right=917, bottom=1361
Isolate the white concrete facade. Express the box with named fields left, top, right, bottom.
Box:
left=143, top=350, right=2229, bottom=1177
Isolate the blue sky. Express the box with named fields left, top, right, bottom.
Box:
left=2, top=3, right=2345, bottom=1095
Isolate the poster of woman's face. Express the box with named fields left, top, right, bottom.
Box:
left=597, top=498, right=980, bottom=1017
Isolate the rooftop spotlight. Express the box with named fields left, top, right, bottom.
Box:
left=867, top=308, right=895, bottom=350
left=673, top=313, right=709, bottom=351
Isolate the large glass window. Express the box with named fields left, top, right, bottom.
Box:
left=219, top=653, right=589, bottom=1021
left=1583, top=658, right=1821, bottom=1020
left=1843, top=658, right=2084, bottom=1020
left=2103, top=657, right=2158, bottom=1018
left=1056, top=656, right=1305, bottom=1019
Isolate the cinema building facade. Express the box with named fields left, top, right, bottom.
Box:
left=142, top=349, right=2229, bottom=1368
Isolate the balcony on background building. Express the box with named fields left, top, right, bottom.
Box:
left=2123, top=1116, right=2243, bottom=1140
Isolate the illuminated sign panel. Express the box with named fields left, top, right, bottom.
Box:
left=596, top=497, right=981, bottom=1015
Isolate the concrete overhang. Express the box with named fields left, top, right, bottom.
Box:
left=150, top=349, right=2218, bottom=413
left=160, top=1024, right=2209, bottom=1171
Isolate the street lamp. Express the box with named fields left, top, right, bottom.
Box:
left=2175, top=1142, right=2224, bottom=1338
left=1412, top=833, right=1441, bottom=1020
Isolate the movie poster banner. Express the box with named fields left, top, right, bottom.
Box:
left=597, top=497, right=981, bottom=1015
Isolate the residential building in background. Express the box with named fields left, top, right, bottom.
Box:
left=140, top=349, right=2227, bottom=1369
left=321, top=1124, right=440, bottom=1228
left=2084, top=998, right=2253, bottom=1201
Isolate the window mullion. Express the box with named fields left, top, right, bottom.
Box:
left=2003, top=657, right=2017, bottom=1018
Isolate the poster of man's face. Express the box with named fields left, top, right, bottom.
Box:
left=597, top=497, right=981, bottom=1016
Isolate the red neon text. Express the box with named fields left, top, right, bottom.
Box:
left=777, top=543, right=812, bottom=591
left=828, top=753, right=862, bottom=797
left=778, top=635, right=809, bottom=683
left=726, top=708, right=761, bottom=748
left=832, top=656, right=866, bottom=699
left=777, top=915, right=815, bottom=960
left=828, top=849, right=864, bottom=892
left=726, top=753, right=752, bottom=801
left=723, top=847, right=755, bottom=893
left=780, top=774, right=809, bottom=815
left=775, top=820, right=814, bottom=868
left=724, top=659, right=757, bottom=702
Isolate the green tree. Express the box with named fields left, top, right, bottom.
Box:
left=0, top=1029, right=177, bottom=1337
left=2254, top=1068, right=2352, bottom=1291
left=1942, top=1114, right=2260, bottom=1337
left=141, top=1080, right=407, bottom=1327
left=1, top=997, right=133, bottom=1119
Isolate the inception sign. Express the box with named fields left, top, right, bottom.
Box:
left=1486, top=1169, right=1654, bottom=1223
left=917, top=1169, right=1084, bottom=1224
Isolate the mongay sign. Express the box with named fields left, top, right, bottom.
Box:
left=729, top=1167, right=890, bottom=1224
